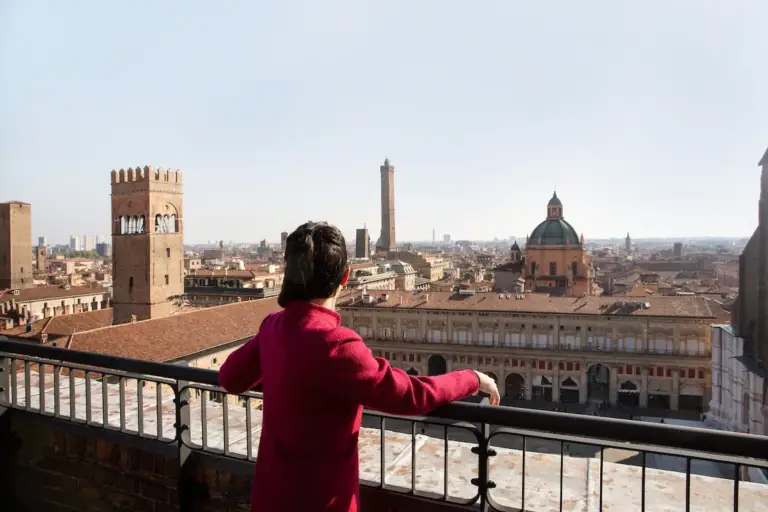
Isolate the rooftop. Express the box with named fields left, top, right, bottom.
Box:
left=0, top=285, right=110, bottom=303
left=2, top=308, right=113, bottom=342
left=338, top=290, right=716, bottom=319
left=68, top=297, right=280, bottom=361
left=4, top=298, right=280, bottom=362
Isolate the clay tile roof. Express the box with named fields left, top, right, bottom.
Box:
left=45, top=309, right=114, bottom=335
left=69, top=298, right=281, bottom=361
left=0, top=286, right=108, bottom=302
left=337, top=290, right=715, bottom=319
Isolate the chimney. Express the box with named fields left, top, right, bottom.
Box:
left=130, top=314, right=137, bottom=323
left=40, top=333, right=48, bottom=344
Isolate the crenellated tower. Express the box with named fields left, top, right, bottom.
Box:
left=110, top=166, right=184, bottom=324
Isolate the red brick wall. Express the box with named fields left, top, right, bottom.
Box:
left=3, top=411, right=468, bottom=512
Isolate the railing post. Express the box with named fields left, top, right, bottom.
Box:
left=174, top=362, right=195, bottom=512
left=470, top=399, right=496, bottom=512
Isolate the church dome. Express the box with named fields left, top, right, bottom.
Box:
left=529, top=219, right=580, bottom=246
left=529, top=192, right=581, bottom=246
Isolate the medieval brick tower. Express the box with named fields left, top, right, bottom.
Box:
left=111, top=166, right=184, bottom=325
left=377, top=158, right=396, bottom=254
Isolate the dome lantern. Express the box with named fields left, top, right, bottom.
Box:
left=527, top=193, right=580, bottom=247
left=547, top=191, right=563, bottom=219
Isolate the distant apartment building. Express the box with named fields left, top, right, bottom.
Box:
left=38, top=236, right=47, bottom=246
left=83, top=235, right=96, bottom=251
left=674, top=242, right=683, bottom=258
left=443, top=234, right=451, bottom=244
left=355, top=227, right=370, bottom=259
left=69, top=235, right=82, bottom=252
left=96, top=243, right=112, bottom=258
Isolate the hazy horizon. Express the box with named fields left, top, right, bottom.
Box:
left=2, top=1, right=766, bottom=244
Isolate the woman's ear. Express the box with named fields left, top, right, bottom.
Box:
left=340, top=266, right=350, bottom=287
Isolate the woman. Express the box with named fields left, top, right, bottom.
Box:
left=219, top=221, right=499, bottom=511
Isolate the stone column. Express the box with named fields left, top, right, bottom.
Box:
left=673, top=325, right=681, bottom=354
left=579, top=363, right=588, bottom=404
left=525, top=323, right=533, bottom=348
left=671, top=369, right=680, bottom=411
left=395, top=316, right=402, bottom=340
left=642, top=322, right=649, bottom=353
left=552, top=360, right=561, bottom=403
left=525, top=359, right=533, bottom=400
left=420, top=314, right=428, bottom=342
left=471, top=316, right=479, bottom=345
left=640, top=367, right=649, bottom=408
left=609, top=365, right=619, bottom=405
left=447, top=315, right=454, bottom=344
left=372, top=315, right=378, bottom=340
left=554, top=317, right=560, bottom=348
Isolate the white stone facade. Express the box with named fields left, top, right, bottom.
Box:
left=709, top=325, right=767, bottom=436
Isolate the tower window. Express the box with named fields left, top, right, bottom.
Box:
left=129, top=277, right=134, bottom=289
left=165, top=274, right=169, bottom=285
left=166, top=248, right=171, bottom=257
left=572, top=262, right=578, bottom=277
left=530, top=262, right=536, bottom=275
left=549, top=262, right=557, bottom=276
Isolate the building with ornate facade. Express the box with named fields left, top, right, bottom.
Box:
left=338, top=289, right=714, bottom=411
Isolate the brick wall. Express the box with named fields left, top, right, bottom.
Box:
left=1, top=410, right=468, bottom=512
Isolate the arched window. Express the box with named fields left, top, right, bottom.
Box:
left=155, top=214, right=164, bottom=233
left=120, top=216, right=127, bottom=234
left=169, top=214, right=177, bottom=233
left=137, top=215, right=145, bottom=234
left=129, top=216, right=138, bottom=234
left=163, top=215, right=171, bottom=234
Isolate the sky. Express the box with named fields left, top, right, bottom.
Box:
left=1, top=1, right=767, bottom=245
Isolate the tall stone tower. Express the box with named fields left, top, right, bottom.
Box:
left=625, top=233, right=631, bottom=253
left=758, top=148, right=768, bottom=364
left=0, top=201, right=33, bottom=289
left=355, top=226, right=370, bottom=259
left=378, top=158, right=396, bottom=254
left=110, top=166, right=184, bottom=325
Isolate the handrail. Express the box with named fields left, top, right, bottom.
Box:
left=1, top=337, right=766, bottom=461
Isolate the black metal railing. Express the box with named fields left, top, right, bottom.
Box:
left=1, top=338, right=766, bottom=511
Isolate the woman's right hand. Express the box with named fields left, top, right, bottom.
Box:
left=474, top=371, right=500, bottom=405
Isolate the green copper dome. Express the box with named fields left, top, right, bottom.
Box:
left=529, top=219, right=580, bottom=246
left=548, top=192, right=562, bottom=206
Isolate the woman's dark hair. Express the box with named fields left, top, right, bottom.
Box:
left=278, top=221, right=348, bottom=307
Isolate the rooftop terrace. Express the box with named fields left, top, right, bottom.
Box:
left=1, top=339, right=767, bottom=511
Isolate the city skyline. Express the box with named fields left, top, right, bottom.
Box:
left=2, top=2, right=767, bottom=243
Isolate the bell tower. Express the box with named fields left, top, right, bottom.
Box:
left=110, top=166, right=184, bottom=324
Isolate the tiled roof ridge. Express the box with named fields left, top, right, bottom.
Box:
left=39, top=316, right=55, bottom=335
left=65, top=332, right=76, bottom=349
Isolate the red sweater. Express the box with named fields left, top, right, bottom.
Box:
left=218, top=301, right=479, bottom=511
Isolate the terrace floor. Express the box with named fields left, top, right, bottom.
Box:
left=8, top=371, right=768, bottom=512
